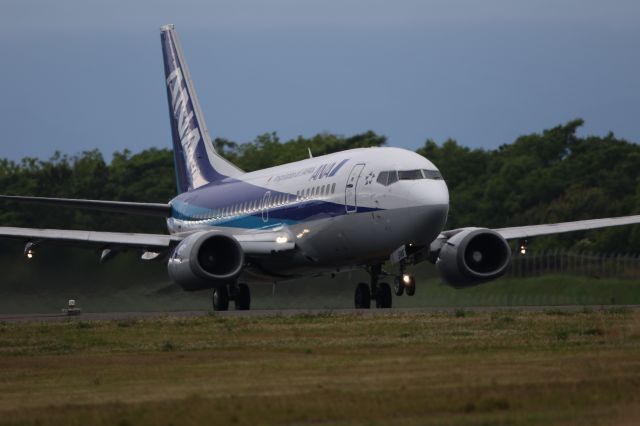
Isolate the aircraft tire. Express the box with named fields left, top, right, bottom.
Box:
left=354, top=282, right=371, bottom=309
left=376, top=282, right=392, bottom=309
left=213, top=286, right=230, bottom=311
left=406, top=276, right=416, bottom=296
left=235, top=283, right=251, bottom=310
left=393, top=277, right=404, bottom=296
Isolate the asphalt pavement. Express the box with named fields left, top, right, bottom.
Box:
left=1, top=305, right=638, bottom=323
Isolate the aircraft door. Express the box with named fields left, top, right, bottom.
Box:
left=262, top=191, right=271, bottom=222
left=345, top=163, right=365, bottom=213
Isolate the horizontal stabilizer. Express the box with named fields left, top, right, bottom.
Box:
left=0, top=195, right=172, bottom=217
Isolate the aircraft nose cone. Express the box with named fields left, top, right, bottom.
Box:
left=416, top=179, right=449, bottom=207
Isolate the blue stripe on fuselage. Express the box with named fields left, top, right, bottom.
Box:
left=169, top=176, right=378, bottom=229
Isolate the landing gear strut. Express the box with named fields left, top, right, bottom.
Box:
left=212, top=282, right=251, bottom=311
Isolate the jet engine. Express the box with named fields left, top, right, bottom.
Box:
left=168, top=231, right=245, bottom=291
left=436, top=228, right=511, bottom=288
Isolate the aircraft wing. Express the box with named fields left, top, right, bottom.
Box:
left=0, top=195, right=172, bottom=217
left=0, top=227, right=177, bottom=250
left=0, top=226, right=295, bottom=255
left=492, top=215, right=640, bottom=240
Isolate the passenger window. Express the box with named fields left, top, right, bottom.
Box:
left=398, top=170, right=424, bottom=180
left=377, top=171, right=389, bottom=185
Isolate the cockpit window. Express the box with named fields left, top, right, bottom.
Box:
left=377, top=169, right=442, bottom=186
left=422, top=169, right=443, bottom=180
left=387, top=170, right=398, bottom=185
left=376, top=171, right=389, bottom=185
left=398, top=170, right=423, bottom=180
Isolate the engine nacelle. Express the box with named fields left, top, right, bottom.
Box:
left=168, top=231, right=245, bottom=291
left=436, top=228, right=511, bottom=288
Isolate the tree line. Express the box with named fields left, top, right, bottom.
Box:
left=1, top=120, right=639, bottom=251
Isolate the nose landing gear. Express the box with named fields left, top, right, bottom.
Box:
left=397, top=260, right=416, bottom=297
left=400, top=273, right=416, bottom=296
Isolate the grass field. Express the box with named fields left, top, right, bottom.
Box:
left=1, top=309, right=640, bottom=425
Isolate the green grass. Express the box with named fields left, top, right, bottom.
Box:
left=1, top=310, right=640, bottom=425
left=3, top=271, right=640, bottom=314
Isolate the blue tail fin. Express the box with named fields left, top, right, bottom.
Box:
left=160, top=24, right=243, bottom=193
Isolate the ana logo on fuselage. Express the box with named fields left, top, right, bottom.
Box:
left=309, top=159, right=349, bottom=181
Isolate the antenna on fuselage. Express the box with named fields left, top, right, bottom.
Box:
left=308, top=147, right=313, bottom=159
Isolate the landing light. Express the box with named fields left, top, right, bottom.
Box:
left=24, top=241, right=37, bottom=260
left=518, top=239, right=528, bottom=255
left=402, top=274, right=411, bottom=284
left=296, top=229, right=310, bottom=239
left=276, top=236, right=289, bottom=244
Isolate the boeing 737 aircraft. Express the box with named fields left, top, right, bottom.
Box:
left=1, top=25, right=639, bottom=311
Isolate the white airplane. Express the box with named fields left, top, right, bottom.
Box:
left=1, top=25, right=639, bottom=311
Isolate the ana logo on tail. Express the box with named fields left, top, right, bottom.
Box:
left=166, top=67, right=207, bottom=188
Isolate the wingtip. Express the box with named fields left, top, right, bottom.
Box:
left=160, top=24, right=175, bottom=32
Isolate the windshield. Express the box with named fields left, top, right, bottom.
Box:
left=376, top=169, right=442, bottom=186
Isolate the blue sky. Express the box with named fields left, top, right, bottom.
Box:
left=1, top=0, right=638, bottom=161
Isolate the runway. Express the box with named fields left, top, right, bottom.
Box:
left=1, top=305, right=638, bottom=323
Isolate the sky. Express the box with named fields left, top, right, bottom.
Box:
left=1, top=0, right=639, bottom=162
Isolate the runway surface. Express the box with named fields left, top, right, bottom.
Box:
left=1, top=305, right=638, bottom=323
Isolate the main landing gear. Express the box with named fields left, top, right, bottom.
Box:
left=354, top=264, right=416, bottom=309
left=213, top=282, right=251, bottom=311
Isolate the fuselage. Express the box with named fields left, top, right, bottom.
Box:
left=166, top=147, right=449, bottom=280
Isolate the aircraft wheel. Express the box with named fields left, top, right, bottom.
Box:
left=354, top=282, right=371, bottom=309
left=213, top=286, right=229, bottom=311
left=405, top=275, right=416, bottom=296
left=394, top=277, right=404, bottom=296
left=235, top=283, right=251, bottom=310
left=376, top=282, right=392, bottom=309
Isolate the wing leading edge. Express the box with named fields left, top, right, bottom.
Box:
left=0, top=195, right=171, bottom=217
left=0, top=227, right=295, bottom=255
left=492, top=215, right=640, bottom=240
